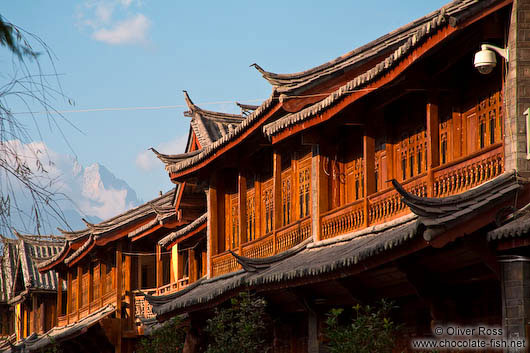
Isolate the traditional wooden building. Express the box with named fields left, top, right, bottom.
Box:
left=0, top=233, right=64, bottom=349
left=8, top=0, right=530, bottom=351
left=143, top=0, right=530, bottom=351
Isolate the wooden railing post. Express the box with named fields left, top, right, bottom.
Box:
left=238, top=171, right=247, bottom=255
left=427, top=98, right=440, bottom=197
left=124, top=248, right=132, bottom=329
left=363, top=127, right=376, bottom=227
left=272, top=150, right=282, bottom=254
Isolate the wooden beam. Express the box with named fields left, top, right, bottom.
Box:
left=238, top=171, right=247, bottom=253
left=426, top=98, right=439, bottom=197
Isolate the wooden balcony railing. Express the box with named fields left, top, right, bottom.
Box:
left=432, top=143, right=503, bottom=197
left=212, top=217, right=312, bottom=277
left=57, top=289, right=117, bottom=326
left=321, top=200, right=364, bottom=240
left=133, top=278, right=190, bottom=319
left=319, top=144, right=504, bottom=239
left=368, top=173, right=427, bottom=226
left=212, top=251, right=240, bottom=277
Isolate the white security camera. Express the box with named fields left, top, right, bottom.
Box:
left=473, top=44, right=508, bottom=75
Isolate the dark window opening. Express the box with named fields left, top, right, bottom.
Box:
left=441, top=140, right=447, bottom=165
left=480, top=122, right=486, bottom=149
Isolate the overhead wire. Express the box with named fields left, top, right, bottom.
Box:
left=11, top=88, right=378, bottom=115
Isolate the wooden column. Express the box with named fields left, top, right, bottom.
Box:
left=77, top=265, right=82, bottom=321
left=156, top=244, right=163, bottom=289
left=238, top=171, right=247, bottom=254
left=363, top=127, right=376, bottom=227
left=272, top=150, right=282, bottom=254
left=137, top=255, right=143, bottom=290
left=66, top=270, right=72, bottom=324
left=31, top=294, right=37, bottom=334
left=39, top=298, right=45, bottom=333
left=56, top=274, right=63, bottom=325
left=190, top=249, right=197, bottom=282
left=207, top=177, right=219, bottom=278
left=124, top=249, right=132, bottom=329
left=116, top=243, right=123, bottom=319
left=427, top=99, right=440, bottom=197
left=254, top=179, right=262, bottom=240
left=311, top=144, right=323, bottom=242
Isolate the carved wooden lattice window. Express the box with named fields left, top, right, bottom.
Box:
left=398, top=128, right=426, bottom=181
left=246, top=189, right=256, bottom=242
left=298, top=164, right=310, bottom=218
left=264, top=187, right=273, bottom=234
left=230, top=194, right=239, bottom=249
left=282, top=173, right=292, bottom=226
left=346, top=157, right=364, bottom=201
left=477, top=91, right=503, bottom=149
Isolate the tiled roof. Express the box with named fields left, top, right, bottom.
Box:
left=148, top=216, right=419, bottom=315
left=156, top=0, right=502, bottom=177
left=488, top=209, right=530, bottom=241
left=153, top=94, right=276, bottom=174
left=38, top=188, right=177, bottom=270
left=262, top=0, right=500, bottom=138
left=147, top=172, right=523, bottom=316
left=253, top=0, right=495, bottom=96
left=1, top=304, right=115, bottom=352
left=0, top=233, right=65, bottom=302
left=183, top=91, right=245, bottom=148
left=393, top=171, right=522, bottom=241
left=158, top=213, right=207, bottom=248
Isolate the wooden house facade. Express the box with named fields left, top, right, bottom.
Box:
left=0, top=233, right=64, bottom=349
left=8, top=0, right=530, bottom=352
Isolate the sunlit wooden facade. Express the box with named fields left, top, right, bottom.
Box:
left=9, top=0, right=530, bottom=352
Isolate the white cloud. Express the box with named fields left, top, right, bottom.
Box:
left=77, top=0, right=151, bottom=46
left=93, top=14, right=150, bottom=45
left=136, top=135, right=188, bottom=172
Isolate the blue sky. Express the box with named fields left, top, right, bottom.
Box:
left=1, top=0, right=448, bottom=202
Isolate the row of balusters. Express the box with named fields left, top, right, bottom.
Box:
left=433, top=155, right=503, bottom=197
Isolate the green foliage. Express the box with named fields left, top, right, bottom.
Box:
left=137, top=316, right=186, bottom=353
left=324, top=300, right=400, bottom=353
left=0, top=15, right=38, bottom=59
left=205, top=292, right=270, bottom=353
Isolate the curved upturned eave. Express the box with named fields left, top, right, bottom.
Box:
left=165, top=96, right=281, bottom=180
left=261, top=7, right=472, bottom=143
left=251, top=0, right=497, bottom=95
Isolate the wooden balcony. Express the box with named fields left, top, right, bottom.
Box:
left=57, top=289, right=117, bottom=326
left=133, top=278, right=190, bottom=319
left=212, top=217, right=311, bottom=277
left=320, top=143, right=504, bottom=239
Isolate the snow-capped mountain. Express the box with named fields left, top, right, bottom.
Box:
left=3, top=140, right=141, bottom=235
